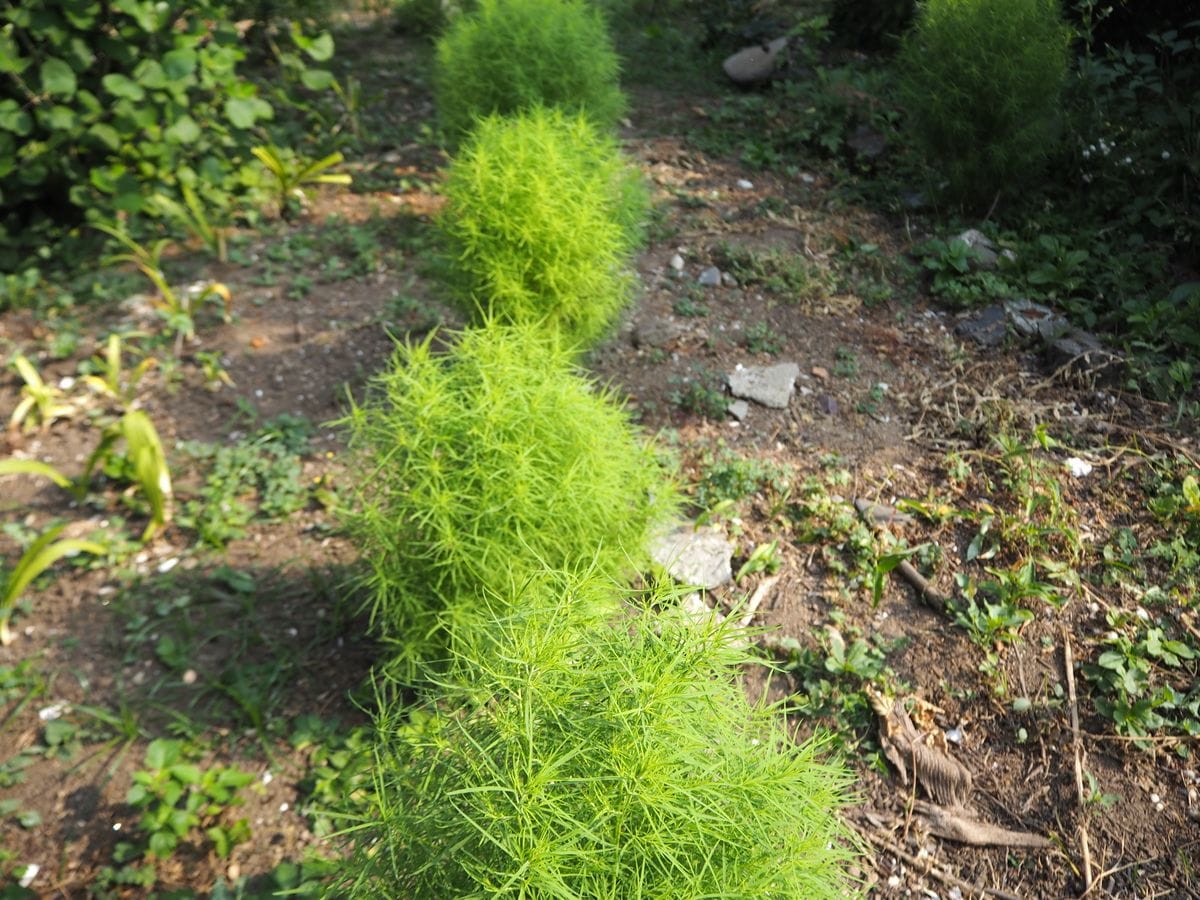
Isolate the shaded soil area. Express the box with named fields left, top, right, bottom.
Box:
left=2, top=15, right=1199, bottom=899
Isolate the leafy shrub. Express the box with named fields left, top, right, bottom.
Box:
left=897, top=0, right=1071, bottom=206
left=341, top=590, right=860, bottom=897
left=0, top=1, right=337, bottom=269
left=433, top=0, right=625, bottom=140
left=339, top=324, right=677, bottom=667
left=439, top=107, right=648, bottom=349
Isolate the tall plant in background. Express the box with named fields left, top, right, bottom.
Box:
left=339, top=324, right=677, bottom=674
left=340, top=591, right=860, bottom=897
left=439, top=107, right=648, bottom=349
left=433, top=0, right=625, bottom=141
left=897, top=0, right=1071, bottom=207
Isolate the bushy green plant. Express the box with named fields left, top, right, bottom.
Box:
left=433, top=0, right=625, bottom=140
left=341, top=590, right=860, bottom=897
left=439, top=107, right=648, bottom=349
left=897, top=0, right=1071, bottom=206
left=339, top=324, right=677, bottom=666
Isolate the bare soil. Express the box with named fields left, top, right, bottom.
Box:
left=1, top=18, right=1198, bottom=899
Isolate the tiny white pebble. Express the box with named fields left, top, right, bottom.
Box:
left=262, top=772, right=274, bottom=785
left=113, top=822, right=122, bottom=831
left=736, top=179, right=753, bottom=190
left=182, top=669, right=197, bottom=685
left=1136, top=607, right=1150, bottom=622
left=1151, top=793, right=1161, bottom=804
left=38, top=703, right=67, bottom=721
left=1065, top=457, right=1093, bottom=478
left=157, top=558, right=179, bottom=574
left=1155, top=802, right=1165, bottom=812
left=1162, top=150, right=1171, bottom=160
left=255, top=389, right=264, bottom=398
left=279, top=802, right=289, bottom=813
left=286, top=627, right=298, bottom=638
left=58, top=376, right=76, bottom=390
left=18, top=863, right=39, bottom=888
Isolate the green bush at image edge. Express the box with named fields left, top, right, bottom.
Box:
left=338, top=323, right=677, bottom=674
left=438, top=106, right=648, bottom=350
left=433, top=0, right=625, bottom=141
left=339, top=584, right=862, bottom=898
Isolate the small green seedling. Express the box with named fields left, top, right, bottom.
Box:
left=83, top=410, right=173, bottom=541
left=1, top=524, right=105, bottom=644
left=251, top=145, right=352, bottom=218
left=8, top=354, right=74, bottom=433
left=83, top=333, right=157, bottom=409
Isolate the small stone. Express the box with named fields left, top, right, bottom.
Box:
left=669, top=253, right=684, bottom=271
left=633, top=317, right=685, bottom=349
left=817, top=394, right=838, bottom=416
left=736, top=179, right=754, bottom=190
left=722, top=36, right=789, bottom=85
left=182, top=669, right=198, bottom=684
left=957, top=228, right=999, bottom=270
left=728, top=362, right=800, bottom=408
left=811, top=365, right=829, bottom=381
left=698, top=266, right=722, bottom=287
left=728, top=399, right=750, bottom=421
left=1005, top=298, right=1069, bottom=340
left=650, top=523, right=734, bottom=590
left=721, top=271, right=737, bottom=288
left=955, top=305, right=1008, bottom=348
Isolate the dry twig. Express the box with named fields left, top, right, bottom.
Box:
left=1063, top=631, right=1094, bottom=893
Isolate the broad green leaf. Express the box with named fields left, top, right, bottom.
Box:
left=0, top=100, right=33, bottom=137
left=113, top=0, right=161, bottom=32
left=40, top=105, right=78, bottom=131
left=121, top=410, right=172, bottom=540
left=224, top=96, right=272, bottom=129
left=102, top=72, right=145, bottom=101
left=1, top=527, right=105, bottom=614
left=145, top=738, right=178, bottom=770
left=133, top=58, right=168, bottom=90
left=300, top=69, right=335, bottom=91
left=148, top=831, right=177, bottom=858
left=40, top=58, right=77, bottom=98
left=0, top=35, right=30, bottom=74
left=165, top=114, right=200, bottom=144
left=87, top=122, right=122, bottom=150
left=169, top=763, right=202, bottom=785
left=162, top=47, right=196, bottom=81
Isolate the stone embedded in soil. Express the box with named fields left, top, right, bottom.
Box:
left=955, top=305, right=1008, bottom=348
left=956, top=228, right=1000, bottom=270
left=1004, top=298, right=1069, bottom=340
left=722, top=36, right=789, bottom=85
left=669, top=253, right=685, bottom=272
left=633, top=317, right=686, bottom=349
left=728, top=399, right=750, bottom=421
left=816, top=393, right=838, bottom=416
left=698, top=266, right=722, bottom=287
left=728, top=362, right=800, bottom=408
left=847, top=124, right=887, bottom=160
left=650, top=522, right=734, bottom=590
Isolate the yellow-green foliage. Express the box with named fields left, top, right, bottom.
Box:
left=340, top=324, right=676, bottom=670
left=439, top=107, right=648, bottom=349
left=897, top=0, right=1071, bottom=205
left=341, top=588, right=861, bottom=897
left=433, top=0, right=625, bottom=140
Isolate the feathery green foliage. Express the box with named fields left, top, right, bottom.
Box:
left=340, top=588, right=860, bottom=897
left=339, top=324, right=677, bottom=670
left=897, top=0, right=1071, bottom=206
left=439, top=107, right=649, bottom=349
left=433, top=0, right=625, bottom=140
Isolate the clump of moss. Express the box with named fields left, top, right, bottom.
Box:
left=433, top=0, right=625, bottom=141
left=340, top=323, right=676, bottom=670
left=341, top=588, right=861, bottom=897
left=439, top=106, right=648, bottom=350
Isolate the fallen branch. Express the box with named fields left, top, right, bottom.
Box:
left=1064, top=631, right=1093, bottom=893
left=850, top=818, right=1022, bottom=900
left=914, top=801, right=1052, bottom=850
left=853, top=498, right=953, bottom=615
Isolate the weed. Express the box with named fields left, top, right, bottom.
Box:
left=833, top=346, right=859, bottom=377
left=949, top=571, right=1036, bottom=647
left=292, top=716, right=377, bottom=838
left=7, top=354, right=75, bottom=433
left=693, top=446, right=791, bottom=510
left=736, top=540, right=781, bottom=581
left=340, top=592, right=859, bottom=896
left=81, top=334, right=157, bottom=409
left=433, top=0, right=625, bottom=141
left=251, top=146, right=352, bottom=219
left=672, top=292, right=709, bottom=317
left=669, top=367, right=730, bottom=419
left=743, top=321, right=782, bottom=355
left=713, top=243, right=821, bottom=298
left=339, top=325, right=677, bottom=672
left=439, top=107, right=647, bottom=349
left=0, top=524, right=105, bottom=645
left=790, top=473, right=878, bottom=595
left=1083, top=610, right=1200, bottom=746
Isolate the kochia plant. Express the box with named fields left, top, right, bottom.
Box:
left=433, top=0, right=625, bottom=141
left=439, top=107, right=648, bottom=350
left=897, top=0, right=1071, bottom=206
left=340, top=324, right=676, bottom=670
left=340, top=590, right=861, bottom=897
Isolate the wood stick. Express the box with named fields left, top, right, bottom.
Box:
left=1063, top=631, right=1093, bottom=894
left=850, top=819, right=1022, bottom=900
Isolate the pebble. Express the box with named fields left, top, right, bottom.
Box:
left=698, top=266, right=722, bottom=287
left=669, top=253, right=684, bottom=272
left=736, top=179, right=753, bottom=190
left=1065, top=457, right=1093, bottom=478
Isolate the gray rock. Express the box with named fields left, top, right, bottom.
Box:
left=633, top=317, right=685, bottom=349
left=722, top=36, right=789, bottom=85
left=816, top=393, right=838, bottom=416
left=1004, top=298, right=1069, bottom=340
left=728, top=399, right=750, bottom=421
left=847, top=124, right=887, bottom=160
left=1047, top=327, right=1124, bottom=385
left=956, top=228, right=999, bottom=270
left=728, top=362, right=800, bottom=408
left=698, top=266, right=722, bottom=287
left=955, top=305, right=1008, bottom=348
left=650, top=522, right=734, bottom=590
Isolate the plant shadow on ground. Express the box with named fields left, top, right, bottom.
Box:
left=0, top=559, right=376, bottom=896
